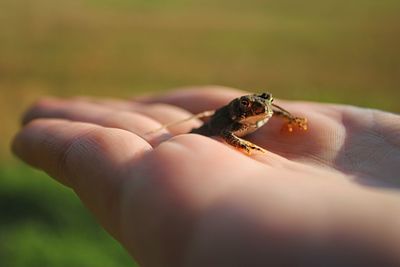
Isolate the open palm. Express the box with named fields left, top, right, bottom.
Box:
left=13, top=86, right=400, bottom=266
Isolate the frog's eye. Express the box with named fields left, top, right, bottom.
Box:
left=240, top=99, right=250, bottom=107
left=260, top=92, right=273, bottom=102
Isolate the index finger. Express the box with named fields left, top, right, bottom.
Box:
left=12, top=119, right=152, bottom=240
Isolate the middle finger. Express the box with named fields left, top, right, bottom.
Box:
left=71, top=96, right=203, bottom=134
left=23, top=98, right=175, bottom=146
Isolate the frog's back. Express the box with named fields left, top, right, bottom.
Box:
left=190, top=106, right=232, bottom=137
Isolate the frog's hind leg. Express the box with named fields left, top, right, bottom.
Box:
left=221, top=131, right=266, bottom=155
left=272, top=103, right=307, bottom=132
left=145, top=110, right=215, bottom=134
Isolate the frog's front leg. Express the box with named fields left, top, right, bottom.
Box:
left=221, top=130, right=266, bottom=154
left=272, top=103, right=307, bottom=132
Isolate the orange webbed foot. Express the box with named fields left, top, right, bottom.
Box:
left=283, top=117, right=308, bottom=133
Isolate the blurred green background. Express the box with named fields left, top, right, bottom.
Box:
left=1, top=0, right=399, bottom=266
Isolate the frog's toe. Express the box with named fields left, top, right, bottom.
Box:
left=282, top=122, right=294, bottom=132
left=248, top=144, right=267, bottom=154
left=237, top=142, right=266, bottom=155
left=240, top=145, right=251, bottom=154
left=297, top=118, right=308, bottom=131
left=284, top=117, right=308, bottom=132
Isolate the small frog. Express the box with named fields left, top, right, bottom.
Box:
left=149, top=92, right=307, bottom=154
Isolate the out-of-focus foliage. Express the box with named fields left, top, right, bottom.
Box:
left=0, top=0, right=399, bottom=266
left=0, top=165, right=135, bottom=266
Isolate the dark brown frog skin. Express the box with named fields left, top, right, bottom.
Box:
left=190, top=92, right=307, bottom=154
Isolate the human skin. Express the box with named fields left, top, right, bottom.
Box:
left=12, top=86, right=400, bottom=266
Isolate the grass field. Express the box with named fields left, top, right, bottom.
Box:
left=1, top=0, right=399, bottom=266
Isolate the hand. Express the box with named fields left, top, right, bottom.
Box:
left=12, top=86, right=400, bottom=266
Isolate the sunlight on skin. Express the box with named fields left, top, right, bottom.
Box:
left=12, top=86, right=400, bottom=266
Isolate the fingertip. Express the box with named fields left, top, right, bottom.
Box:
left=21, top=97, right=62, bottom=126
left=11, top=128, right=24, bottom=160
left=12, top=118, right=50, bottom=167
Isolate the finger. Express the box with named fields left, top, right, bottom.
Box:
left=22, top=98, right=172, bottom=146
left=72, top=96, right=138, bottom=110
left=47, top=97, right=202, bottom=135
left=136, top=85, right=247, bottom=114
left=125, top=102, right=203, bottom=135
left=12, top=118, right=152, bottom=239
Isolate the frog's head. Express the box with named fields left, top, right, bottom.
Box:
left=229, top=92, right=274, bottom=123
